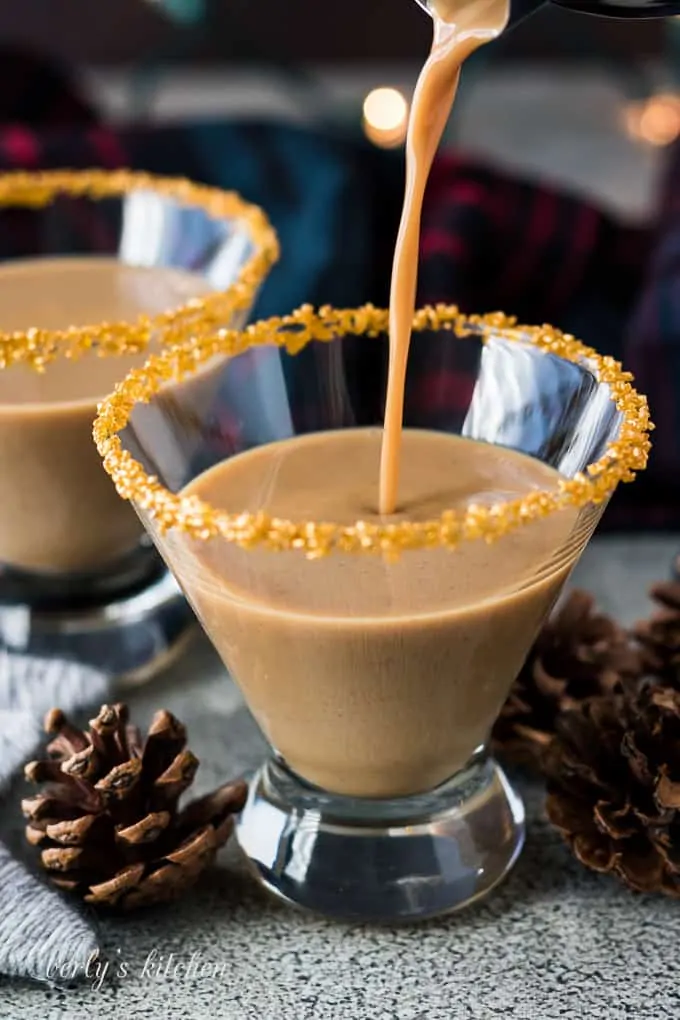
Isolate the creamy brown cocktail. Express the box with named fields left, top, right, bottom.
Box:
left=96, top=301, right=651, bottom=920
left=178, top=429, right=579, bottom=798
left=93, top=1, right=651, bottom=918
left=0, top=255, right=210, bottom=575
left=0, top=168, right=278, bottom=594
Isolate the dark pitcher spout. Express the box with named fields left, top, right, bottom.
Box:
left=505, top=0, right=545, bottom=28
left=550, top=0, right=680, bottom=16
left=416, top=0, right=680, bottom=27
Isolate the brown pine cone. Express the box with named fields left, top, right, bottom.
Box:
left=632, top=580, right=680, bottom=682
left=22, top=703, right=247, bottom=911
left=544, top=684, right=680, bottom=897
left=492, top=590, right=641, bottom=769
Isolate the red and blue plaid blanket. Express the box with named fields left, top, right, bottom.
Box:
left=0, top=47, right=676, bottom=529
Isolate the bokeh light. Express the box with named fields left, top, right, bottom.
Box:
left=362, top=88, right=410, bottom=149
left=624, top=93, right=680, bottom=148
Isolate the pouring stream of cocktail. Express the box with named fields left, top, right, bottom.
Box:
left=91, top=0, right=659, bottom=926
left=379, top=0, right=509, bottom=514
left=378, top=0, right=680, bottom=514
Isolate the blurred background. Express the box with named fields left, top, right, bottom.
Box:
left=3, top=0, right=680, bottom=217
left=1, top=0, right=679, bottom=524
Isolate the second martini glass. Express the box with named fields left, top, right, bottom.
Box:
left=0, top=170, right=277, bottom=679
left=95, top=305, right=651, bottom=921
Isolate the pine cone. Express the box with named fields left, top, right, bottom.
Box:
left=544, top=684, right=680, bottom=897
left=632, top=580, right=680, bottom=682
left=22, top=703, right=247, bottom=911
left=492, top=590, right=641, bottom=768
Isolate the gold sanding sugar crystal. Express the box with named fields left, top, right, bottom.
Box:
left=92, top=304, right=654, bottom=559
left=0, top=169, right=279, bottom=366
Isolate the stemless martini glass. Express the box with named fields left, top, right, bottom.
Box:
left=95, top=305, right=651, bottom=921
left=0, top=170, right=277, bottom=680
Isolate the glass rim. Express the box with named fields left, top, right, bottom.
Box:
left=93, top=304, right=653, bottom=559
left=0, top=168, right=279, bottom=364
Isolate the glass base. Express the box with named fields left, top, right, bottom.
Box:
left=0, top=568, right=196, bottom=685
left=236, top=754, right=525, bottom=923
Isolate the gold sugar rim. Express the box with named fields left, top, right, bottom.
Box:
left=93, top=304, right=653, bottom=558
left=0, top=169, right=279, bottom=366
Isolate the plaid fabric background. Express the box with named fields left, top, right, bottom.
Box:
left=0, top=47, right=676, bottom=528
left=417, top=153, right=678, bottom=529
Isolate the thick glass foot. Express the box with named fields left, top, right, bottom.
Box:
left=0, top=568, right=196, bottom=684
left=236, top=754, right=525, bottom=923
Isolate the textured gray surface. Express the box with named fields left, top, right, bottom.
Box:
left=1, top=534, right=679, bottom=1020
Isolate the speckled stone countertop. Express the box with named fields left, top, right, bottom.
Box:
left=1, top=534, right=679, bottom=1020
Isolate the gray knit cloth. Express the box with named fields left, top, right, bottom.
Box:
left=0, top=653, right=111, bottom=984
